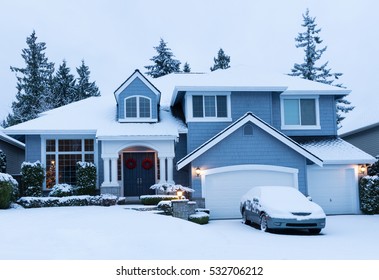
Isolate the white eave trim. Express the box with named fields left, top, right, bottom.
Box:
left=96, top=135, right=178, bottom=141
left=176, top=112, right=323, bottom=170
left=282, top=89, right=351, bottom=96
left=3, top=129, right=97, bottom=135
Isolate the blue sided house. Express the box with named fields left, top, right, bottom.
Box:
left=3, top=66, right=375, bottom=218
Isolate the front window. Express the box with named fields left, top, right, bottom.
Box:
left=192, top=95, right=229, bottom=119
left=125, top=96, right=151, bottom=119
left=282, top=97, right=319, bottom=129
left=45, top=138, right=95, bottom=189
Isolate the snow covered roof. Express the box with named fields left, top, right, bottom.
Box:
left=299, top=137, right=376, bottom=164
left=2, top=94, right=187, bottom=138
left=153, top=65, right=351, bottom=106
left=0, top=128, right=25, bottom=149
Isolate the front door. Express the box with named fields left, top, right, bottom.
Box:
left=123, top=152, right=156, bottom=196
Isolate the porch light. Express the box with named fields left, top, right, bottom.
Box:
left=176, top=190, right=183, bottom=199
left=360, top=165, right=366, bottom=174
left=195, top=167, right=201, bottom=177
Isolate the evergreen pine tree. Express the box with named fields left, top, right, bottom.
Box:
left=4, top=31, right=54, bottom=127
left=145, top=38, right=181, bottom=78
left=51, top=60, right=76, bottom=108
left=210, top=48, right=231, bottom=71
left=183, top=62, right=191, bottom=73
left=289, top=9, right=353, bottom=127
left=75, top=60, right=100, bottom=101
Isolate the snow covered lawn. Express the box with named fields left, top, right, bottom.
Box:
left=0, top=205, right=378, bottom=260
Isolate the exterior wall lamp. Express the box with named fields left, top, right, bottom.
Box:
left=176, top=190, right=183, bottom=199
left=195, top=167, right=201, bottom=177
left=360, top=165, right=367, bottom=175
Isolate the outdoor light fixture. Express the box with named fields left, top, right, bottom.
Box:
left=360, top=165, right=366, bottom=174
left=176, top=190, right=183, bottom=199
left=195, top=167, right=201, bottom=177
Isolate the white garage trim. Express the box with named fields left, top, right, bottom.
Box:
left=201, top=165, right=299, bottom=219
left=201, top=164, right=298, bottom=197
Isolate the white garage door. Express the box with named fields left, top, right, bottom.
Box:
left=203, top=165, right=298, bottom=219
left=307, top=166, right=358, bottom=214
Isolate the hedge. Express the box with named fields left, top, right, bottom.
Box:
left=17, top=194, right=117, bottom=208
left=140, top=195, right=178, bottom=205
left=0, top=181, right=12, bottom=209
left=189, top=212, right=210, bottom=225
left=359, top=176, right=379, bottom=214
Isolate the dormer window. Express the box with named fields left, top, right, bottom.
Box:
left=125, top=96, right=151, bottom=120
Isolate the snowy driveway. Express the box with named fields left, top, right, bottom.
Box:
left=0, top=205, right=378, bottom=260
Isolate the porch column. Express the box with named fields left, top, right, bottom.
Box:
left=110, top=157, right=118, bottom=185
left=159, top=157, right=166, bottom=183
left=167, top=157, right=174, bottom=184
left=102, top=157, right=110, bottom=185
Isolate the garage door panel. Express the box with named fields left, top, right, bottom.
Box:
left=307, top=167, right=358, bottom=215
left=204, top=167, right=297, bottom=219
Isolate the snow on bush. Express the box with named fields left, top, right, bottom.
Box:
left=21, top=161, right=45, bottom=197
left=0, top=172, right=19, bottom=201
left=76, top=161, right=97, bottom=195
left=359, top=176, right=379, bottom=214
left=0, top=181, right=12, bottom=209
left=17, top=194, right=117, bottom=208
left=140, top=194, right=178, bottom=205
left=189, top=212, right=209, bottom=225
left=157, top=200, right=172, bottom=215
left=48, top=184, right=74, bottom=197
left=0, top=150, right=6, bottom=173
left=150, top=183, right=194, bottom=194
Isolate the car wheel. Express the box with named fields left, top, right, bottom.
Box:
left=242, top=210, right=251, bottom=225
left=260, top=213, right=269, bottom=232
left=308, top=228, right=322, bottom=235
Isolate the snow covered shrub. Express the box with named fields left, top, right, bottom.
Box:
left=116, top=196, right=127, bottom=205
left=21, top=161, right=45, bottom=197
left=76, top=162, right=97, bottom=195
left=368, top=160, right=379, bottom=176
left=188, top=212, right=209, bottom=225
left=17, top=194, right=117, bottom=208
left=157, top=200, right=172, bottom=215
left=0, top=181, right=12, bottom=209
left=195, top=208, right=210, bottom=215
left=0, top=172, right=19, bottom=202
left=359, top=176, right=379, bottom=214
left=0, top=150, right=6, bottom=173
left=48, top=184, right=74, bottom=197
left=140, top=195, right=178, bottom=205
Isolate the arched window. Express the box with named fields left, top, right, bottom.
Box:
left=124, top=96, right=151, bottom=119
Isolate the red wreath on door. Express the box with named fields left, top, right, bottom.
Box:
left=125, top=158, right=137, bottom=169
left=142, top=158, right=154, bottom=170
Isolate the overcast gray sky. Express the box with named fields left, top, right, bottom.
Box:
left=1, top=0, right=378, bottom=132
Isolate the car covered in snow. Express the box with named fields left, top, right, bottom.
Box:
left=240, top=186, right=326, bottom=234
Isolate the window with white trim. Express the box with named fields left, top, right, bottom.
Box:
left=281, top=97, right=320, bottom=129
left=45, top=139, right=95, bottom=189
left=192, top=95, right=228, bottom=119
left=125, top=96, right=151, bottom=119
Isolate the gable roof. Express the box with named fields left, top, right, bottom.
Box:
left=114, top=69, right=161, bottom=101
left=176, top=112, right=323, bottom=170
